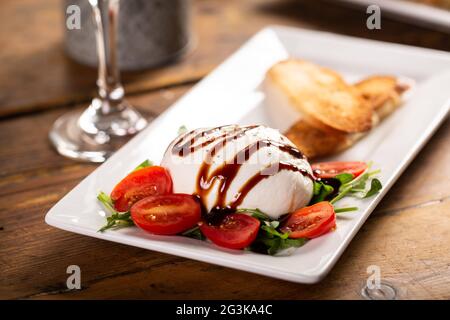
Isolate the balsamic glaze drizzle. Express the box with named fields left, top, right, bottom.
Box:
left=172, top=125, right=314, bottom=215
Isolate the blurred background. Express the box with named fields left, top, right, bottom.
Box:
left=1, top=0, right=449, bottom=119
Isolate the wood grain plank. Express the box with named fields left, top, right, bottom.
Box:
left=0, top=87, right=191, bottom=298
left=8, top=198, right=450, bottom=300
left=364, top=118, right=450, bottom=214
left=1, top=0, right=449, bottom=117
left=0, top=85, right=190, bottom=181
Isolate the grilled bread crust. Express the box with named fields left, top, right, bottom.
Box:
left=271, top=61, right=408, bottom=158
left=267, top=59, right=373, bottom=133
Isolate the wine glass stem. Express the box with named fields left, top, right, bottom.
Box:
left=90, top=0, right=124, bottom=113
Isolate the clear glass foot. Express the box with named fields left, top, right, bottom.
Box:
left=49, top=100, right=147, bottom=163
left=361, top=282, right=397, bottom=300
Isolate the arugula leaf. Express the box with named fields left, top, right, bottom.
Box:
left=344, top=173, right=369, bottom=192
left=263, top=238, right=281, bottom=256
left=365, top=178, right=382, bottom=198
left=313, top=181, right=323, bottom=195
left=241, top=208, right=307, bottom=255
left=279, top=238, right=307, bottom=251
left=351, top=178, right=382, bottom=199
left=97, top=191, right=134, bottom=232
left=261, top=224, right=289, bottom=239
left=334, top=206, right=358, bottom=213
left=97, top=159, right=154, bottom=232
left=237, top=208, right=271, bottom=221
left=334, top=173, right=354, bottom=184
left=269, top=220, right=280, bottom=229
left=182, top=207, right=303, bottom=255
left=310, top=181, right=334, bottom=204
left=258, top=237, right=307, bottom=255
left=98, top=211, right=134, bottom=232
left=97, top=191, right=116, bottom=214
left=178, top=125, right=188, bottom=135
left=181, top=225, right=205, bottom=240
left=133, top=159, right=153, bottom=172
left=330, top=183, right=353, bottom=204
left=331, top=169, right=382, bottom=204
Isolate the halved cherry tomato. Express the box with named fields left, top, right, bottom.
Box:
left=312, top=161, right=367, bottom=179
left=200, top=214, right=260, bottom=250
left=111, top=166, right=172, bottom=212
left=281, top=202, right=336, bottom=239
left=130, top=194, right=201, bottom=235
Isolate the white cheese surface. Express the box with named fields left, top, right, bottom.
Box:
left=161, top=125, right=314, bottom=219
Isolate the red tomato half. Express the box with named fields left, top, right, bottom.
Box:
left=200, top=214, right=260, bottom=250
left=111, top=166, right=172, bottom=212
left=130, top=194, right=201, bottom=235
left=281, top=202, right=336, bottom=239
left=312, top=161, right=367, bottom=179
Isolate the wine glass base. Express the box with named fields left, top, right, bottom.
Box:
left=49, top=110, right=142, bottom=163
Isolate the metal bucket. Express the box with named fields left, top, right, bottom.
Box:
left=64, top=0, right=192, bottom=71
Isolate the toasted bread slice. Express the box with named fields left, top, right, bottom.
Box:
left=285, top=120, right=358, bottom=159
left=285, top=76, right=407, bottom=159
left=355, top=75, right=408, bottom=120
left=267, top=59, right=373, bottom=133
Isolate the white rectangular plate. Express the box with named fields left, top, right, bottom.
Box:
left=45, top=26, right=450, bottom=284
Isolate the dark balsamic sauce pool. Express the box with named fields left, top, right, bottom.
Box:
left=172, top=125, right=315, bottom=221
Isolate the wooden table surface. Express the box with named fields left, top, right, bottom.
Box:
left=1, top=0, right=449, bottom=300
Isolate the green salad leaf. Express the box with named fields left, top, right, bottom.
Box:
left=97, top=192, right=134, bottom=232
left=261, top=222, right=288, bottom=239
left=181, top=225, right=205, bottom=240
left=310, top=181, right=334, bottom=204
left=97, top=159, right=154, bottom=232
left=261, top=237, right=307, bottom=256
left=178, top=125, right=188, bottom=135
left=133, top=159, right=153, bottom=171
left=352, top=178, right=382, bottom=199
left=236, top=208, right=270, bottom=220
left=242, top=208, right=307, bottom=255
left=334, top=173, right=354, bottom=184
left=97, top=191, right=116, bottom=214
left=330, top=169, right=382, bottom=205
left=334, top=206, right=358, bottom=213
